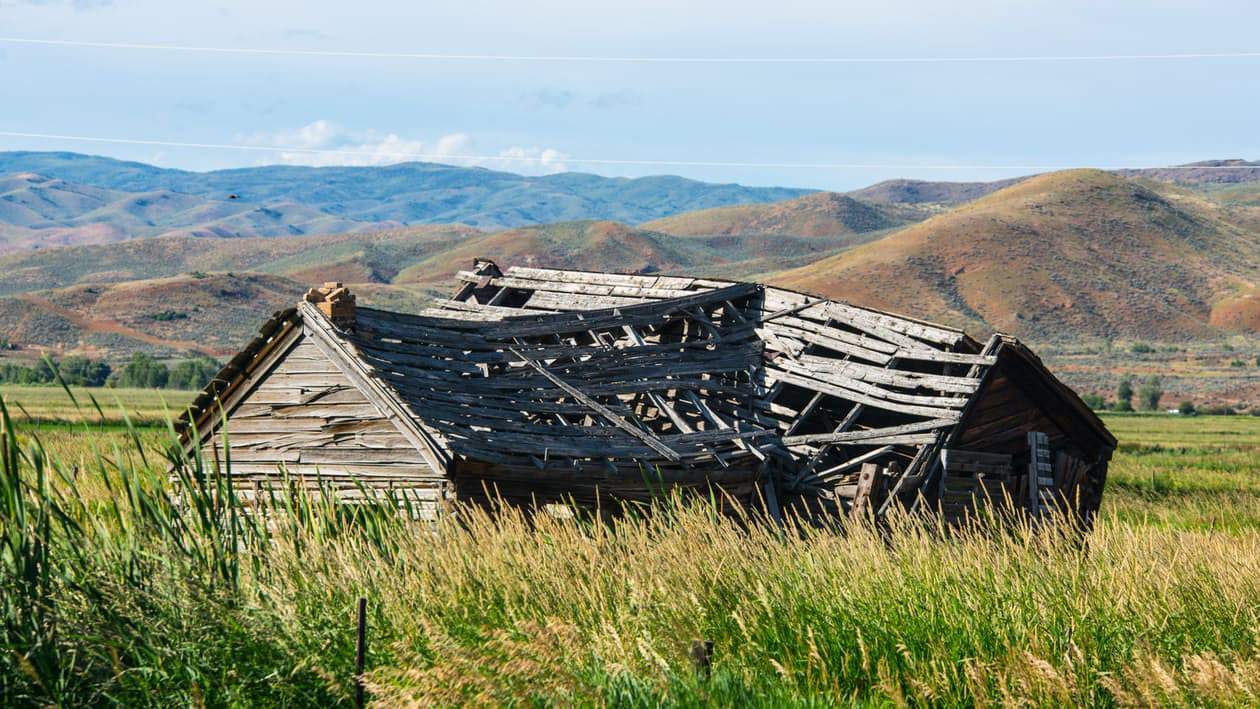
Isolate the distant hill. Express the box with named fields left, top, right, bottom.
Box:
left=0, top=172, right=383, bottom=252
left=847, top=161, right=1260, bottom=207
left=0, top=225, right=477, bottom=295
left=772, top=170, right=1260, bottom=341
left=0, top=152, right=813, bottom=245
left=393, top=221, right=709, bottom=284
left=640, top=192, right=921, bottom=237
left=847, top=178, right=1025, bottom=206
left=1119, top=160, right=1260, bottom=186
left=0, top=273, right=305, bottom=359
left=7, top=160, right=1260, bottom=360
left=392, top=220, right=857, bottom=285
left=0, top=217, right=865, bottom=358
left=0, top=271, right=442, bottom=360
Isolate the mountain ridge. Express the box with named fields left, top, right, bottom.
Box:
left=0, top=152, right=814, bottom=240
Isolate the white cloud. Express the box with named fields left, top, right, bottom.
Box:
left=483, top=146, right=571, bottom=174
left=240, top=120, right=569, bottom=174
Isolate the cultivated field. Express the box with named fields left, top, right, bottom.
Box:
left=3, top=390, right=1260, bottom=706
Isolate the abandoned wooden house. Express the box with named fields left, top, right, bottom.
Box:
left=180, top=260, right=1115, bottom=524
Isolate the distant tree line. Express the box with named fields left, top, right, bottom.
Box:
left=0, top=354, right=220, bottom=391
left=1080, top=374, right=1165, bottom=412
left=0, top=356, right=111, bottom=387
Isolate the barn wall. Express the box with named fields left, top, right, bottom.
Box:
left=948, top=351, right=1111, bottom=522
left=200, top=335, right=447, bottom=509
left=953, top=351, right=1108, bottom=461
left=953, top=369, right=1069, bottom=454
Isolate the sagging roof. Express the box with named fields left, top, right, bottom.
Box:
left=183, top=260, right=1114, bottom=513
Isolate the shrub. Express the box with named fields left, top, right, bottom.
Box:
left=0, top=361, right=55, bottom=385
left=56, top=356, right=111, bottom=387
left=148, top=310, right=189, bottom=322
left=1138, top=375, right=1164, bottom=411
left=168, top=357, right=221, bottom=391
left=1080, top=393, right=1107, bottom=410
left=1130, top=342, right=1155, bottom=354
left=112, top=353, right=170, bottom=389
left=1114, top=375, right=1135, bottom=412
left=1178, top=400, right=1196, bottom=416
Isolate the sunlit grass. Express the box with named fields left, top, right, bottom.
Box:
left=0, top=384, right=194, bottom=424
left=6, top=396, right=1260, bottom=705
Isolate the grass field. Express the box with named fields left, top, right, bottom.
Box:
left=3, top=391, right=1260, bottom=706
left=0, top=384, right=194, bottom=424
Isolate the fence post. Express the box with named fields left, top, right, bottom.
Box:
left=355, top=596, right=367, bottom=708
left=690, top=639, right=714, bottom=679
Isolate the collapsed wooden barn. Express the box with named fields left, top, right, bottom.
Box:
left=180, top=259, right=1115, bottom=524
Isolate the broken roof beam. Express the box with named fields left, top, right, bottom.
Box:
left=509, top=347, right=683, bottom=462
left=782, top=417, right=957, bottom=446
left=761, top=288, right=969, bottom=349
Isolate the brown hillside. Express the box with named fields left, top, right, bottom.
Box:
left=1210, top=286, right=1260, bottom=332
left=847, top=177, right=1023, bottom=206
left=640, top=192, right=906, bottom=237
left=772, top=170, right=1260, bottom=341
left=0, top=273, right=306, bottom=359
left=394, top=221, right=711, bottom=284
left=0, top=225, right=477, bottom=296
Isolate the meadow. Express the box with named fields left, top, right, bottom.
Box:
left=0, top=384, right=194, bottom=424
left=3, top=388, right=1260, bottom=707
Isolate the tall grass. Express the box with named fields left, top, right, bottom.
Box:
left=4, top=394, right=1260, bottom=706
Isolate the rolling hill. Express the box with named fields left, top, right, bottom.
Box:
left=846, top=161, right=1260, bottom=207
left=0, top=217, right=873, bottom=358
left=0, top=172, right=385, bottom=252
left=639, top=191, right=923, bottom=238
left=0, top=225, right=479, bottom=295
left=0, top=271, right=440, bottom=360
left=846, top=177, right=1025, bottom=206
left=1118, top=160, right=1260, bottom=186
left=0, top=152, right=813, bottom=241
left=0, top=273, right=306, bottom=359
left=771, top=169, right=1260, bottom=341
left=6, top=163, right=1260, bottom=364
left=391, top=219, right=860, bottom=285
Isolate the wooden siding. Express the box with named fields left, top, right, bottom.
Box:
left=199, top=336, right=446, bottom=510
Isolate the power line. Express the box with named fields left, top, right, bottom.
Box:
left=0, top=130, right=1255, bottom=171
left=4, top=36, right=1260, bottom=64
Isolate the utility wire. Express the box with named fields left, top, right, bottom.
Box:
left=0, top=131, right=1255, bottom=171
left=3, top=37, right=1260, bottom=64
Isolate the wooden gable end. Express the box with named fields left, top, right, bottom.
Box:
left=199, top=334, right=448, bottom=503
left=951, top=347, right=1112, bottom=463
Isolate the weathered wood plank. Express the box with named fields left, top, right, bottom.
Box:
left=509, top=347, right=683, bottom=462
left=783, top=418, right=957, bottom=446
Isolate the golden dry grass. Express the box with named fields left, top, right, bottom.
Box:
left=6, top=399, right=1260, bottom=705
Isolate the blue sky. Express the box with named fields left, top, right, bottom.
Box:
left=1, top=0, right=1257, bottom=190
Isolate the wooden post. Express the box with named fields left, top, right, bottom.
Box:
left=851, top=463, right=881, bottom=519
left=690, top=639, right=714, bottom=679
left=355, top=596, right=367, bottom=709
left=1027, top=431, right=1052, bottom=518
